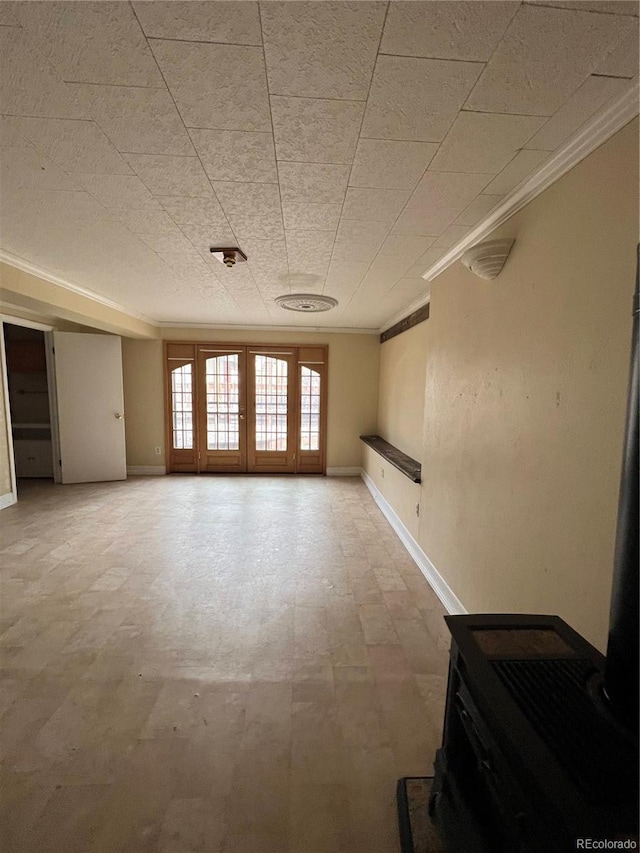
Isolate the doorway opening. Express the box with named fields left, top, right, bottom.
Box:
left=2, top=323, right=55, bottom=489
left=164, top=342, right=328, bottom=474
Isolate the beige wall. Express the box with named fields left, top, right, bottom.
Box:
left=372, top=119, right=638, bottom=651
left=363, top=444, right=421, bottom=538
left=121, top=338, right=165, bottom=468
left=0, top=262, right=157, bottom=338
left=122, top=328, right=380, bottom=470
left=377, top=320, right=428, bottom=462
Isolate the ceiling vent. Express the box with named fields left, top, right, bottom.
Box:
left=275, top=294, right=338, bottom=313
left=460, top=239, right=515, bottom=280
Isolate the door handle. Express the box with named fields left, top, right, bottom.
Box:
left=114, top=413, right=125, bottom=420
left=239, top=414, right=245, bottom=420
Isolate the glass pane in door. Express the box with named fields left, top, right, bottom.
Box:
left=255, top=355, right=288, bottom=451
left=171, top=363, right=193, bottom=449
left=300, top=366, right=321, bottom=451
left=205, top=355, right=239, bottom=450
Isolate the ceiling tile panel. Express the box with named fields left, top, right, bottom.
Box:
left=0, top=116, right=30, bottom=149
left=179, top=224, right=238, bottom=256
left=483, top=149, right=551, bottom=195
left=132, top=1, right=262, bottom=45
left=525, top=75, right=633, bottom=151
left=324, top=260, right=369, bottom=296
left=138, top=231, right=193, bottom=254
left=466, top=4, right=635, bottom=115
left=261, top=1, right=386, bottom=100
left=226, top=215, right=284, bottom=240
left=377, top=234, right=436, bottom=262
left=159, top=250, right=213, bottom=278
left=0, top=27, right=84, bottom=119
left=393, top=170, right=491, bottom=234
left=430, top=111, right=546, bottom=173
left=282, top=202, right=342, bottom=232
left=361, top=56, right=483, bottom=141
left=9, top=117, right=133, bottom=174
left=387, top=277, right=430, bottom=302
left=1, top=146, right=81, bottom=191
left=381, top=1, right=520, bottom=62
left=392, top=206, right=457, bottom=237
left=0, top=5, right=20, bottom=25
left=241, top=236, right=289, bottom=269
left=212, top=181, right=282, bottom=218
left=271, top=96, right=364, bottom=164
left=1, top=0, right=635, bottom=331
left=113, top=209, right=180, bottom=234
left=405, top=246, right=449, bottom=278
left=285, top=230, right=335, bottom=277
left=524, top=1, right=638, bottom=15
left=158, top=196, right=228, bottom=228
left=342, top=188, right=411, bottom=221
left=278, top=162, right=350, bottom=203
left=150, top=40, right=270, bottom=131
left=366, top=254, right=416, bottom=283
left=596, top=23, right=639, bottom=78
left=433, top=225, right=471, bottom=249
left=14, top=1, right=163, bottom=87
left=190, top=129, right=277, bottom=183
left=124, top=153, right=212, bottom=197
left=357, top=266, right=404, bottom=293
left=349, top=139, right=438, bottom=190
left=76, top=173, right=162, bottom=210
left=333, top=219, right=391, bottom=263
left=409, top=170, right=492, bottom=211
left=454, top=194, right=504, bottom=227
left=70, top=84, right=195, bottom=156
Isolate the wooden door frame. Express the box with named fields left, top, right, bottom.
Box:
left=164, top=341, right=328, bottom=475
left=197, top=344, right=248, bottom=473
left=246, top=346, right=297, bottom=474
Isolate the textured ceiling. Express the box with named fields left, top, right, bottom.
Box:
left=0, top=1, right=637, bottom=330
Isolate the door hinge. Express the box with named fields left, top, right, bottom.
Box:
left=416, top=502, right=420, bottom=517
left=58, top=459, right=62, bottom=467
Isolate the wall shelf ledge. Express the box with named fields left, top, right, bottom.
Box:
left=360, top=435, right=421, bottom=483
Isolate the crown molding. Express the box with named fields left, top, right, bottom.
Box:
left=0, top=250, right=157, bottom=326
left=379, top=292, right=431, bottom=334
left=420, top=79, right=639, bottom=283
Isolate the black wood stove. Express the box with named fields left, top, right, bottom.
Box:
left=430, top=614, right=639, bottom=852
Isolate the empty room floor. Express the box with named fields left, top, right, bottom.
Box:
left=0, top=475, right=449, bottom=853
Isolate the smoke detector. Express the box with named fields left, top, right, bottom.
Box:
left=209, top=246, right=247, bottom=268
left=275, top=293, right=338, bottom=313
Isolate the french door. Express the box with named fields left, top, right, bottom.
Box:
left=165, top=342, right=327, bottom=474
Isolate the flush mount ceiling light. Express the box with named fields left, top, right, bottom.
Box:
left=209, top=246, right=247, bottom=268
left=275, top=293, right=338, bottom=313
left=460, top=239, right=515, bottom=280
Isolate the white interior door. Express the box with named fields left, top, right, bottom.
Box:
left=53, top=332, right=127, bottom=484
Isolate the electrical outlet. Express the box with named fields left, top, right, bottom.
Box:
left=154, top=446, right=162, bottom=455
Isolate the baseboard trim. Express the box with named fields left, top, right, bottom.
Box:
left=127, top=466, right=166, bottom=476
left=0, top=491, right=17, bottom=510
left=360, top=469, right=466, bottom=616
left=326, top=467, right=361, bottom=476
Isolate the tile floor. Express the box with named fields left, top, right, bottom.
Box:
left=0, top=475, right=449, bottom=853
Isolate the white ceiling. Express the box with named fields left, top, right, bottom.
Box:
left=0, top=1, right=637, bottom=331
